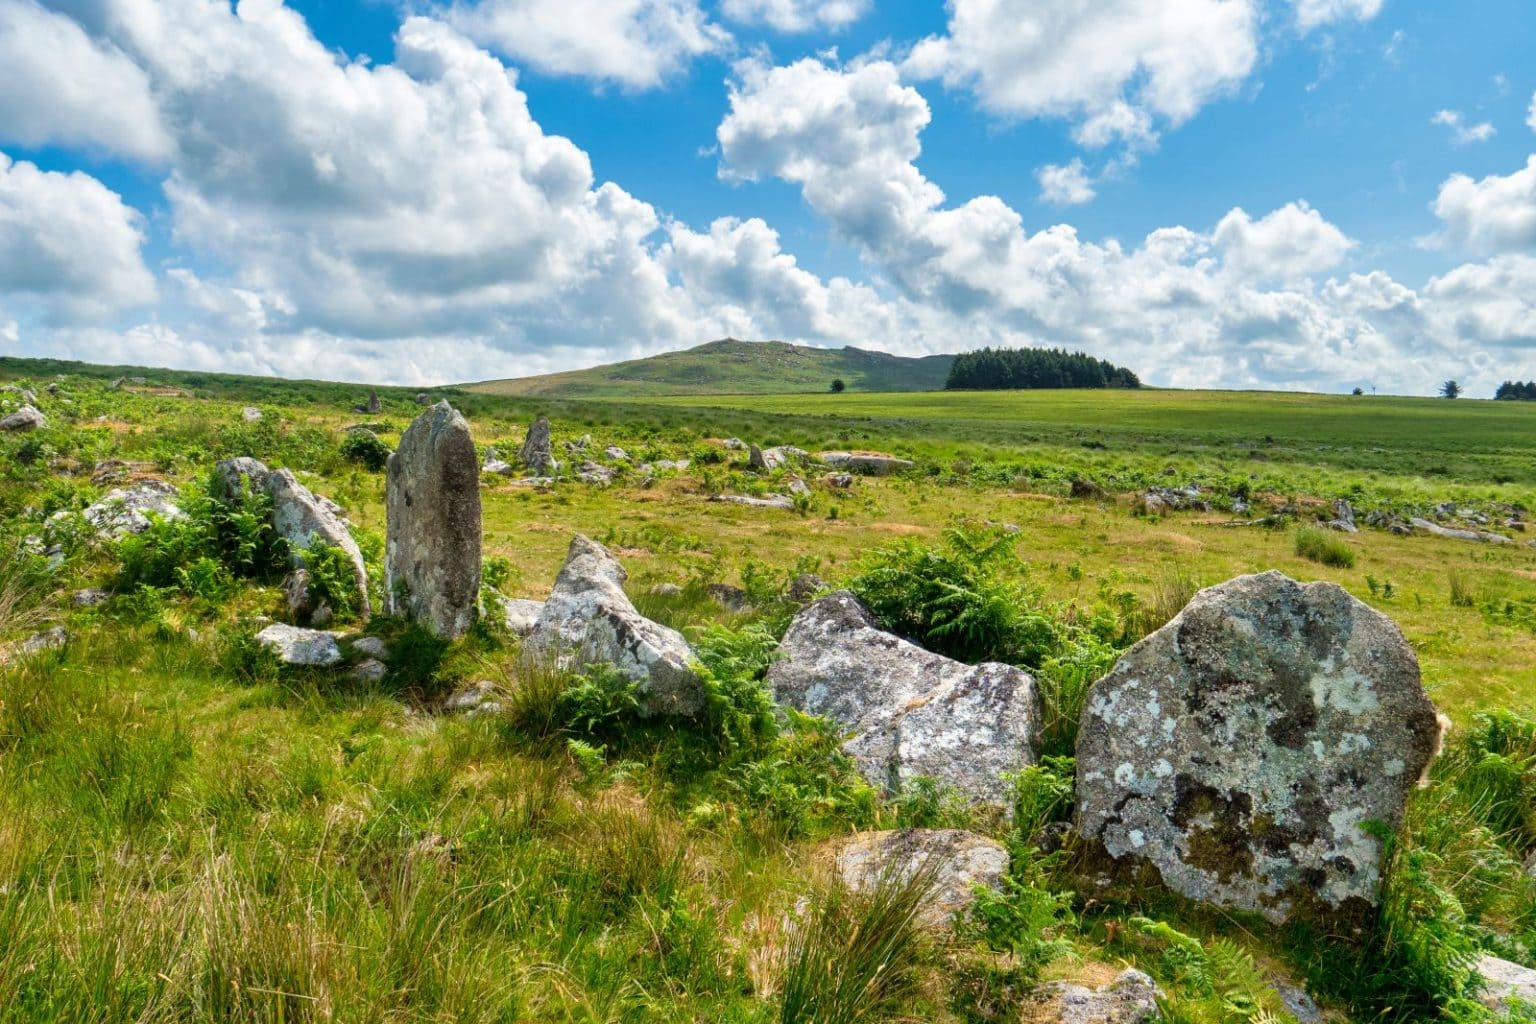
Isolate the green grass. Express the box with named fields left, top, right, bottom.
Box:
left=1295, top=526, right=1358, bottom=568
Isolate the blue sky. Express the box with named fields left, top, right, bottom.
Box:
left=1, top=0, right=1534, bottom=394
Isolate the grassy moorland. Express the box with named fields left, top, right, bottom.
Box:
left=4, top=359, right=1536, bottom=1023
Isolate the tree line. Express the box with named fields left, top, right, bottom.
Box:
left=944, top=347, right=1141, bottom=391
left=1494, top=381, right=1536, bottom=401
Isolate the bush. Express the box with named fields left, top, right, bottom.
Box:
left=300, top=536, right=361, bottom=621
left=1294, top=526, right=1356, bottom=568
left=339, top=430, right=392, bottom=472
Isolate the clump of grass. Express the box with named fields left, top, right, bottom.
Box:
left=778, top=859, right=939, bottom=1024
left=1294, top=526, right=1356, bottom=568
left=1448, top=568, right=1476, bottom=608
left=1140, top=568, right=1200, bottom=638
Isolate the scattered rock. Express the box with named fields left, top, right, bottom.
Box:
left=654, top=458, right=690, bottom=472
left=444, top=679, right=499, bottom=715
left=575, top=462, right=614, bottom=486
left=16, top=627, right=69, bottom=658
left=265, top=468, right=371, bottom=619
left=90, top=459, right=152, bottom=485
left=73, top=588, right=110, bottom=607
left=1328, top=498, right=1358, bottom=533
left=350, top=659, right=387, bottom=683
left=748, top=444, right=784, bottom=471
left=722, top=437, right=747, bottom=451
left=414, top=392, right=430, bottom=405
left=349, top=635, right=390, bottom=661
left=498, top=596, right=544, bottom=636
left=81, top=480, right=183, bottom=538
left=1410, top=518, right=1513, bottom=544
left=787, top=572, right=826, bottom=602
left=526, top=535, right=703, bottom=717
left=787, top=477, right=811, bottom=497
left=649, top=582, right=684, bottom=598
left=830, top=829, right=1009, bottom=929
left=1271, top=978, right=1325, bottom=1024
left=386, top=402, right=482, bottom=638
left=1076, top=571, right=1442, bottom=922
left=712, top=494, right=793, bottom=510
left=255, top=623, right=343, bottom=666
left=241, top=406, right=263, bottom=422
left=0, top=404, right=47, bottom=432
left=1070, top=478, right=1111, bottom=501
left=482, top=447, right=513, bottom=475
left=519, top=414, right=559, bottom=475
left=769, top=591, right=1041, bottom=806
left=707, top=583, right=750, bottom=613
left=821, top=472, right=855, bottom=489
left=1027, top=968, right=1162, bottom=1024
left=1476, top=954, right=1536, bottom=1015
left=603, top=445, right=630, bottom=462
left=817, top=451, right=914, bottom=475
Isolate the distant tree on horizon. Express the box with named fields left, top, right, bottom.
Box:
left=1351, top=386, right=1364, bottom=396
left=1440, top=380, right=1462, bottom=399
left=1494, top=380, right=1536, bottom=401
left=944, top=347, right=1140, bottom=391
left=830, top=378, right=846, bottom=393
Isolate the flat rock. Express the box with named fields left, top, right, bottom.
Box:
left=712, top=494, right=793, bottom=510
left=1476, top=954, right=1536, bottom=1015
left=386, top=402, right=481, bottom=638
left=603, top=445, right=630, bottom=462
left=1410, top=517, right=1512, bottom=544
left=256, top=624, right=343, bottom=666
left=498, top=596, right=545, bottom=636
left=73, top=588, right=110, bottom=607
left=768, top=591, right=1041, bottom=806
left=0, top=405, right=46, bottom=431
left=525, top=535, right=703, bottom=717
left=817, top=451, right=914, bottom=475
left=81, top=480, right=183, bottom=538
left=350, top=658, right=387, bottom=683
left=1028, top=968, right=1162, bottom=1024
left=575, top=462, right=613, bottom=486
left=1076, top=571, right=1442, bottom=922
left=349, top=635, right=390, bottom=661
left=830, top=829, right=1008, bottom=929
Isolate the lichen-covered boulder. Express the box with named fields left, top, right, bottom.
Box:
left=0, top=404, right=46, bottom=432
left=525, top=535, right=703, bottom=717
left=255, top=623, right=342, bottom=666
left=768, top=591, right=1041, bottom=806
left=265, top=469, right=371, bottom=619
left=830, top=829, right=1009, bottom=928
left=81, top=480, right=183, bottom=537
left=1076, top=571, right=1441, bottom=922
left=213, top=456, right=271, bottom=500
left=386, top=402, right=481, bottom=638
left=1027, top=968, right=1162, bottom=1024
left=748, top=444, right=784, bottom=471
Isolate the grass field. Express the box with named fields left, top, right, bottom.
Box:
left=5, top=361, right=1536, bottom=1022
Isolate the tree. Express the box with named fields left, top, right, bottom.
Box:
left=1351, top=386, right=1364, bottom=396
left=1440, top=380, right=1462, bottom=399
left=830, top=378, right=846, bottom=393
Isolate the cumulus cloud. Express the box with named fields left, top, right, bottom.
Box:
left=1213, top=202, right=1355, bottom=281
left=446, top=0, right=729, bottom=89
left=1528, top=91, right=1536, bottom=132
left=1433, top=156, right=1536, bottom=253
left=1292, top=0, right=1385, bottom=33
left=0, top=152, right=156, bottom=322
left=0, top=0, right=170, bottom=160
left=1036, top=160, right=1096, bottom=205
left=1431, top=109, right=1496, bottom=145
left=904, top=0, right=1258, bottom=148
left=720, top=0, right=866, bottom=33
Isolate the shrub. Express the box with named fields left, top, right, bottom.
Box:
left=340, top=429, right=392, bottom=471
left=1294, top=526, right=1356, bottom=568
left=301, top=536, right=361, bottom=621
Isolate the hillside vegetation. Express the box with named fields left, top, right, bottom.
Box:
left=5, top=359, right=1536, bottom=1022
left=466, top=338, right=955, bottom=397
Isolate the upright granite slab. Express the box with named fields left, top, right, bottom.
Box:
left=1076, top=571, right=1441, bottom=922
left=386, top=402, right=481, bottom=638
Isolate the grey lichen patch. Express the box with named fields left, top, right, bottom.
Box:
left=1076, top=571, right=1441, bottom=922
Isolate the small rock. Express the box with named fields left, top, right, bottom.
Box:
left=80, top=480, right=183, bottom=538
left=787, top=477, right=811, bottom=497
left=483, top=456, right=513, bottom=476
left=444, top=679, right=497, bottom=714
left=350, top=658, right=388, bottom=683
left=519, top=415, right=560, bottom=475
left=349, top=635, right=390, bottom=661
left=1028, top=968, right=1162, bottom=1024
left=414, top=392, right=431, bottom=405
left=787, top=572, right=827, bottom=602
left=1329, top=498, right=1358, bottom=533
left=241, top=406, right=263, bottom=422
left=73, top=588, right=110, bottom=607
left=817, top=451, right=914, bottom=475
left=18, top=626, right=69, bottom=657
left=575, top=462, right=614, bottom=486
left=712, top=494, right=794, bottom=510
left=255, top=623, right=343, bottom=666
left=748, top=444, right=784, bottom=471
left=707, top=583, right=751, bottom=613
left=649, top=582, right=684, bottom=597
left=831, top=829, right=1008, bottom=929
left=722, top=438, right=747, bottom=451
left=1070, top=478, right=1110, bottom=500
left=603, top=445, right=630, bottom=462
left=0, top=405, right=46, bottom=432
left=821, top=472, right=855, bottom=489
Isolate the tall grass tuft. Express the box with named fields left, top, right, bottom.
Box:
left=1294, top=526, right=1357, bottom=568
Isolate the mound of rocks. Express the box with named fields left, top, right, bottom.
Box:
left=1076, top=571, right=1441, bottom=922
left=830, top=828, right=1009, bottom=928
left=769, top=591, right=1041, bottom=807
left=525, top=535, right=703, bottom=717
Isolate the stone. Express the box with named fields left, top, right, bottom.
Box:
left=1328, top=498, right=1358, bottom=533
left=650, top=582, right=684, bottom=597
left=748, top=444, right=784, bottom=471
left=575, top=461, right=613, bottom=486
left=265, top=468, right=371, bottom=619
left=1076, top=571, right=1442, bottom=922
left=81, top=480, right=183, bottom=537
left=283, top=568, right=317, bottom=623
left=414, top=392, right=430, bottom=405
left=241, top=406, right=263, bottom=422
left=17, top=627, right=69, bottom=658
left=519, top=414, right=559, bottom=475
left=830, top=829, right=1009, bottom=928
left=712, top=494, right=794, bottom=510
left=654, top=458, right=690, bottom=472
left=787, top=572, right=826, bottom=602
left=822, top=472, right=855, bottom=489
left=787, top=477, right=811, bottom=497
left=349, top=635, right=390, bottom=661
left=1070, top=478, right=1111, bottom=501
left=498, top=596, right=544, bottom=636
left=603, top=445, right=630, bottom=462
left=1271, top=978, right=1324, bottom=1024
left=707, top=583, right=750, bottom=613
left=350, top=659, right=387, bottom=683
left=444, top=679, right=499, bottom=715
left=525, top=535, right=703, bottom=717
left=722, top=437, right=747, bottom=450
left=366, top=391, right=381, bottom=414
left=482, top=457, right=512, bottom=476
left=214, top=456, right=270, bottom=500
left=73, top=588, right=110, bottom=607
left=0, top=405, right=46, bottom=431
left=256, top=623, right=343, bottom=666
left=386, top=402, right=482, bottom=638
left=817, top=450, right=914, bottom=475
left=1410, top=517, right=1513, bottom=544
left=768, top=591, right=1041, bottom=805
left=1476, top=954, right=1536, bottom=1015
left=1027, top=968, right=1162, bottom=1024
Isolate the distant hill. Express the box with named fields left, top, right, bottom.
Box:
left=465, top=339, right=955, bottom=397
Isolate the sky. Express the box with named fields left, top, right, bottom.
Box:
left=1, top=0, right=1534, bottom=395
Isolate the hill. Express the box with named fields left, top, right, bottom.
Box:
left=464, top=338, right=954, bottom=397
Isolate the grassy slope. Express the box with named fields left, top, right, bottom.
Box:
left=464, top=338, right=956, bottom=397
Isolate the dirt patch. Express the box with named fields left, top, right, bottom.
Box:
left=870, top=523, right=932, bottom=536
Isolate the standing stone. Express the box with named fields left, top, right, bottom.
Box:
left=386, top=402, right=481, bottom=638
left=519, top=414, right=559, bottom=475
left=1076, top=571, right=1441, bottom=922
left=366, top=390, right=381, bottom=414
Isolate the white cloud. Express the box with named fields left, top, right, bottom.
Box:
left=1433, top=156, right=1536, bottom=253
left=1036, top=160, right=1096, bottom=206
left=0, top=0, right=170, bottom=161
left=1423, top=255, right=1536, bottom=348
left=720, top=0, right=866, bottom=33
left=446, top=0, right=729, bottom=89
left=904, top=0, right=1258, bottom=148
left=1292, top=0, right=1385, bottom=33
left=1528, top=91, right=1536, bottom=132
left=0, top=152, right=156, bottom=322
left=1431, top=109, right=1496, bottom=145
left=1213, top=202, right=1355, bottom=281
